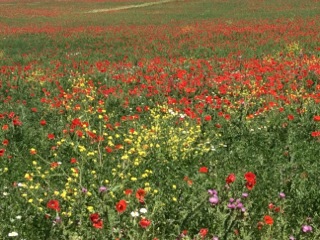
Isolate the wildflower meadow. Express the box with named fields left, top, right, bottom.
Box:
left=0, top=0, right=320, bottom=239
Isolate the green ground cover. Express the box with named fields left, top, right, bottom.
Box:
left=0, top=0, right=320, bottom=239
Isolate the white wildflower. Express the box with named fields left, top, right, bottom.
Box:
left=130, top=211, right=139, bottom=217
left=139, top=208, right=148, bottom=214
left=8, top=232, right=18, bottom=237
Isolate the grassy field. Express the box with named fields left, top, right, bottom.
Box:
left=0, top=0, right=320, bottom=239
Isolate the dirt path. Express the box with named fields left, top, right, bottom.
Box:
left=86, top=0, right=177, bottom=13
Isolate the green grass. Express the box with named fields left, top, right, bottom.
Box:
left=0, top=0, right=320, bottom=239
left=1, top=0, right=319, bottom=26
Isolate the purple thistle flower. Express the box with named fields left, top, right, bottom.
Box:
left=242, top=193, right=248, bottom=198
left=279, top=192, right=286, bottom=199
left=208, top=189, right=217, bottom=195
left=99, top=186, right=107, bottom=193
left=209, top=196, right=219, bottom=205
left=227, top=203, right=236, bottom=209
left=302, top=225, right=312, bottom=233
left=237, top=202, right=243, bottom=209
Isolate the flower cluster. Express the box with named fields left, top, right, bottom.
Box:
left=1, top=2, right=320, bottom=239
left=90, top=213, right=103, bottom=229
left=227, top=198, right=246, bottom=212
left=244, top=172, right=256, bottom=190
left=208, top=189, right=219, bottom=206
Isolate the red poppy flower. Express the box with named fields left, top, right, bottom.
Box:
left=70, top=158, right=77, bottom=164
left=199, top=228, right=208, bottom=238
left=8, top=112, right=15, bottom=119
left=224, top=114, right=231, bottom=120
left=244, top=172, right=256, bottom=190
left=245, top=181, right=255, bottom=190
left=176, top=69, right=187, bottom=79
left=199, top=166, right=208, bottom=173
left=274, top=206, right=281, bottom=213
left=2, top=139, right=9, bottom=146
left=244, top=172, right=256, bottom=182
left=105, top=146, right=113, bottom=153
left=182, top=230, right=188, bottom=236
left=287, top=114, right=294, bottom=121
left=47, top=133, right=55, bottom=140
left=12, top=118, right=22, bottom=126
left=47, top=199, right=60, bottom=211
left=226, top=173, right=236, bottom=184
left=311, top=131, right=320, bottom=137
left=76, top=130, right=83, bottom=137
left=0, top=149, right=5, bottom=157
left=268, top=203, right=274, bottom=210
left=71, top=118, right=82, bottom=127
left=90, top=213, right=100, bottom=223
left=50, top=162, right=59, bottom=169
left=136, top=188, right=146, bottom=202
left=115, top=199, right=127, bottom=213
left=136, top=106, right=142, bottom=112
left=93, top=220, right=103, bottom=229
left=204, top=115, right=211, bottom=121
left=124, top=189, right=133, bottom=195
left=139, top=218, right=151, bottom=228
left=314, top=116, right=320, bottom=122
left=264, top=215, right=274, bottom=225
left=183, top=176, right=193, bottom=186
left=40, top=120, right=46, bottom=126
left=246, top=114, right=254, bottom=120
left=90, top=213, right=103, bottom=229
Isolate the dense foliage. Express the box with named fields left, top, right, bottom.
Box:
left=0, top=0, right=320, bottom=239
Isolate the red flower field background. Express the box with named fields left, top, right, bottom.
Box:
left=0, top=0, right=320, bottom=239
